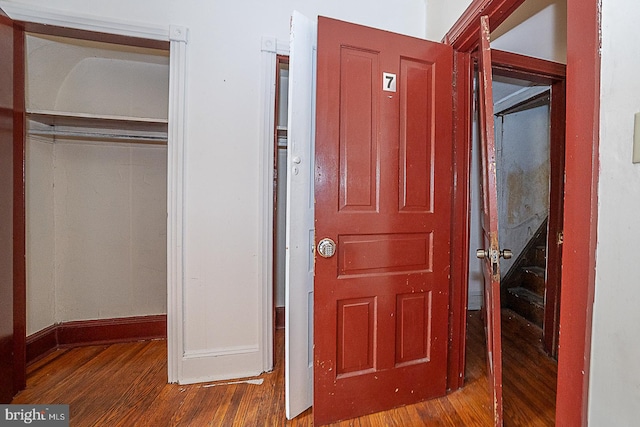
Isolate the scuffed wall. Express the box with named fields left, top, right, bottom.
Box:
left=496, top=104, right=550, bottom=276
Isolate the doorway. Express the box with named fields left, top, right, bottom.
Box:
left=273, top=55, right=289, bottom=334
left=23, top=31, right=169, bottom=359
left=468, top=62, right=565, bottom=422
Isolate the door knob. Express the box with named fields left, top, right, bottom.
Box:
left=476, top=248, right=512, bottom=259
left=317, top=238, right=337, bottom=258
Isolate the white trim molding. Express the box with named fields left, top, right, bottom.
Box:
left=167, top=25, right=188, bottom=383
left=0, top=1, right=169, bottom=41
left=259, top=35, right=289, bottom=374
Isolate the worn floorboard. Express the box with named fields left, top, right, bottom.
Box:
left=12, top=309, right=556, bottom=426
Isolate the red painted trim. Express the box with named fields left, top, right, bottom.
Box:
left=444, top=0, right=525, bottom=51
left=12, top=20, right=26, bottom=394
left=555, top=0, right=600, bottom=425
left=57, top=315, right=167, bottom=347
left=491, top=49, right=566, bottom=82
left=544, top=79, right=566, bottom=358
left=26, top=315, right=167, bottom=364
left=448, top=51, right=472, bottom=391
left=25, top=324, right=57, bottom=364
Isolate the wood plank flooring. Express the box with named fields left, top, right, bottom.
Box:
left=12, top=309, right=556, bottom=426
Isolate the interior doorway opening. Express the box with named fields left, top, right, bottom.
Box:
left=468, top=63, right=565, bottom=424
left=272, top=55, right=289, bottom=337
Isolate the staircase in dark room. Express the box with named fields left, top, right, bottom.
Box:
left=502, top=219, right=548, bottom=329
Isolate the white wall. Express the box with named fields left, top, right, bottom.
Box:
left=589, top=0, right=640, bottom=424
left=492, top=0, right=566, bottom=64
left=25, top=136, right=55, bottom=333
left=468, top=106, right=484, bottom=310
left=7, top=0, right=428, bottom=381
left=52, top=141, right=167, bottom=323
left=425, top=0, right=471, bottom=41
left=26, top=136, right=168, bottom=335
left=26, top=34, right=169, bottom=118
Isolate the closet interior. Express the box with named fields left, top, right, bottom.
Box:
left=25, top=32, right=170, bottom=339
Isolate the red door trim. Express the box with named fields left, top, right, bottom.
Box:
left=556, top=0, right=600, bottom=424
left=444, top=0, right=526, bottom=50
left=491, top=49, right=566, bottom=82
left=544, top=78, right=565, bottom=358
left=12, top=21, right=26, bottom=393
left=447, top=50, right=472, bottom=391
left=445, top=0, right=600, bottom=425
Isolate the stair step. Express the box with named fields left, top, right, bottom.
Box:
left=507, top=286, right=544, bottom=308
left=533, top=245, right=547, bottom=267
left=518, top=266, right=546, bottom=295
left=506, top=286, right=544, bottom=327
left=521, top=266, right=545, bottom=277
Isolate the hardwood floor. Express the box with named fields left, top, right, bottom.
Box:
left=12, top=310, right=556, bottom=426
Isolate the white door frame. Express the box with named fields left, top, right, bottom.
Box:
left=258, top=35, right=289, bottom=372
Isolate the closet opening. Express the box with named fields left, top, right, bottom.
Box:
left=273, top=55, right=289, bottom=340
left=24, top=30, right=170, bottom=362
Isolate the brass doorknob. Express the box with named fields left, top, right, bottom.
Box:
left=501, top=249, right=513, bottom=259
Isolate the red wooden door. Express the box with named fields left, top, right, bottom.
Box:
left=314, top=17, right=453, bottom=424
left=0, top=11, right=25, bottom=404
left=476, top=16, right=503, bottom=426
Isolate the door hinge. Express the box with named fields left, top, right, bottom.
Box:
left=557, top=231, right=564, bottom=245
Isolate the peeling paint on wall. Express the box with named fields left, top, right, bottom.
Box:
left=496, top=103, right=551, bottom=276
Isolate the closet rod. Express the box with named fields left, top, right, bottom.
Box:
left=29, top=129, right=168, bottom=144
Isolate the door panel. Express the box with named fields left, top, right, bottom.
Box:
left=314, top=17, right=453, bottom=425
left=477, top=15, right=503, bottom=426
left=284, top=10, right=316, bottom=419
